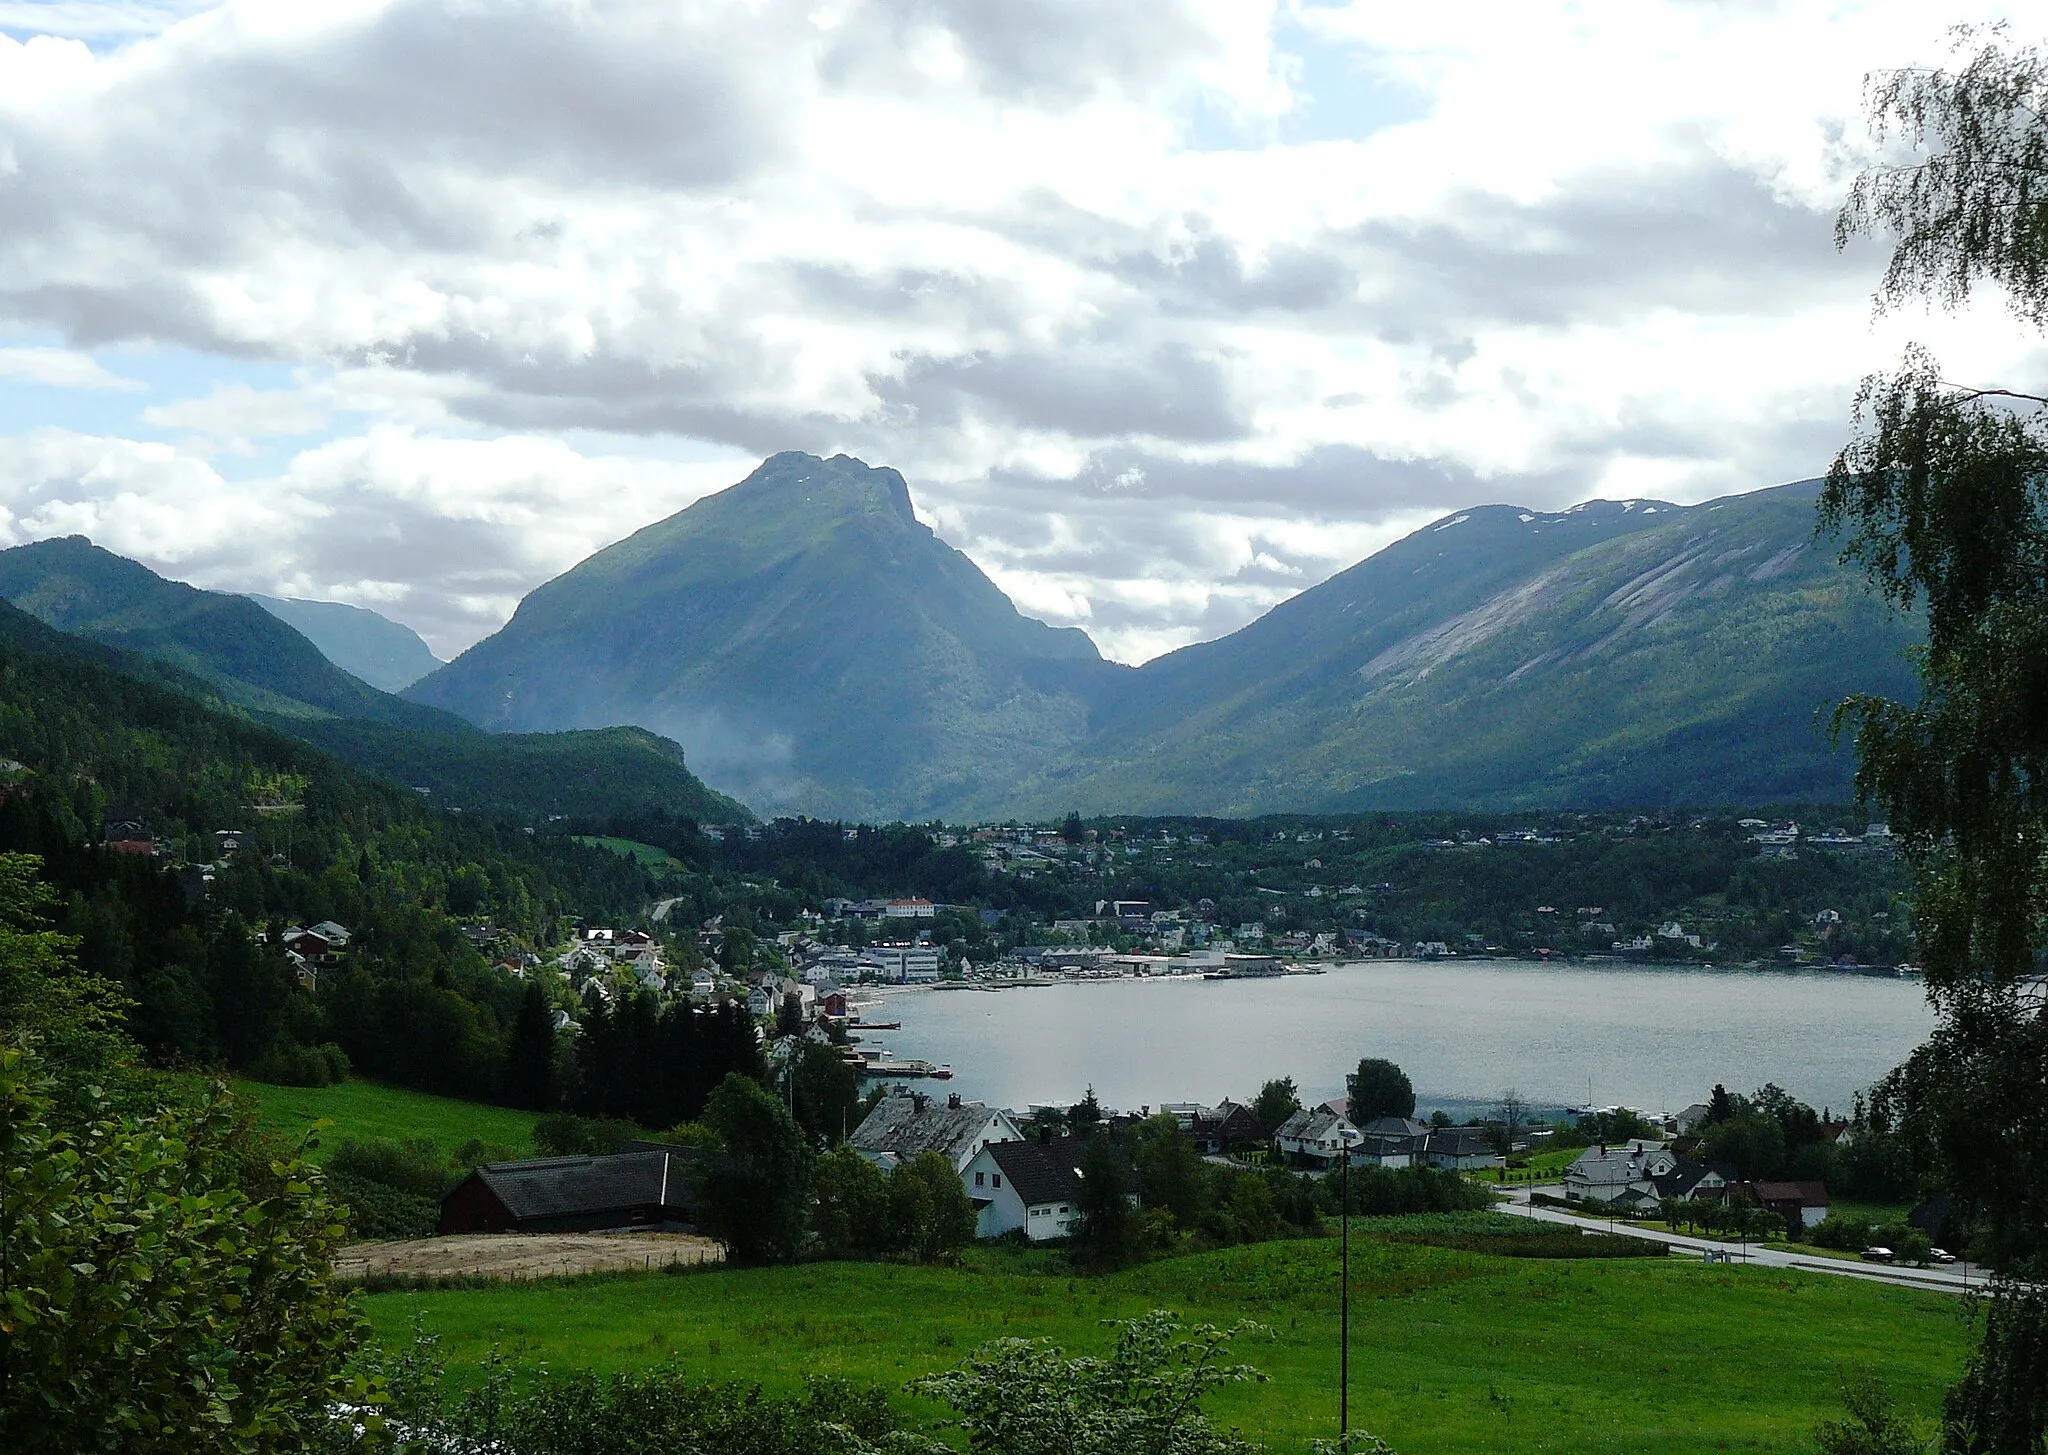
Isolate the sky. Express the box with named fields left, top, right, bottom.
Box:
left=0, top=0, right=2040, bottom=665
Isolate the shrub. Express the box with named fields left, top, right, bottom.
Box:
left=324, top=1166, right=440, bottom=1240
left=1323, top=1164, right=1493, bottom=1216
left=245, top=1038, right=351, bottom=1087
left=328, top=1135, right=454, bottom=1198
left=1812, top=1214, right=1875, bottom=1251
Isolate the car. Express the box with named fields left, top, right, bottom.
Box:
left=1928, top=1247, right=1958, bottom=1264
left=1861, top=1246, right=1895, bottom=1263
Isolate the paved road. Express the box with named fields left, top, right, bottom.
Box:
left=1496, top=1187, right=1982, bottom=1297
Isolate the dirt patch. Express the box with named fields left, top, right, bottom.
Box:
left=336, top=1231, right=723, bottom=1282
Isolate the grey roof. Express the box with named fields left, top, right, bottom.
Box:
left=850, top=1097, right=1004, bottom=1164
left=1567, top=1142, right=1674, bottom=1186
left=1425, top=1127, right=1497, bottom=1157
left=1359, top=1115, right=1429, bottom=1142
left=1651, top=1159, right=1730, bottom=1199
left=987, top=1138, right=1087, bottom=1208
left=463, top=1150, right=694, bottom=1222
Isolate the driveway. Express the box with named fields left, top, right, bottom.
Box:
left=1495, top=1187, right=1983, bottom=1297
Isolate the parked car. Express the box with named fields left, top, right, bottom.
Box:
left=1861, top=1246, right=1895, bottom=1263
left=1928, top=1247, right=1958, bottom=1264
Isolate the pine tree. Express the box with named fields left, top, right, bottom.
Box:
left=502, top=981, right=558, bottom=1111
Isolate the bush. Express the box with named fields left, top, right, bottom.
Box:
left=245, top=1038, right=351, bottom=1087
left=1811, top=1214, right=1876, bottom=1251
left=328, top=1135, right=454, bottom=1198
left=324, top=1166, right=440, bottom=1240
left=1323, top=1164, right=1493, bottom=1216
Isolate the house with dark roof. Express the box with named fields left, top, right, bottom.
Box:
left=1733, top=1178, right=1831, bottom=1229
left=437, top=1148, right=698, bottom=1235
left=1423, top=1126, right=1504, bottom=1172
left=1274, top=1107, right=1361, bottom=1166
left=1564, top=1140, right=1678, bottom=1207
left=1651, top=1159, right=1732, bottom=1204
left=849, top=1091, right=1023, bottom=1173
left=1356, top=1115, right=1431, bottom=1167
left=962, top=1137, right=1089, bottom=1241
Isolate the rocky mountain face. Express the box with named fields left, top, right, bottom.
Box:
left=1025, top=481, right=1918, bottom=815
left=409, top=456, right=1919, bottom=819
left=248, top=594, right=443, bottom=692
left=407, top=452, right=1123, bottom=820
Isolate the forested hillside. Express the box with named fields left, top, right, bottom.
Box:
left=0, top=536, right=749, bottom=824
left=0, top=600, right=659, bottom=1098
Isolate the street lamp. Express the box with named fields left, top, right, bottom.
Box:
left=1337, top=1123, right=1363, bottom=1440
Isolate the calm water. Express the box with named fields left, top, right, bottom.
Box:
left=865, top=961, right=1935, bottom=1119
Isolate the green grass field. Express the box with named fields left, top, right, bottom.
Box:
left=572, top=834, right=683, bottom=870
left=361, top=1232, right=1970, bottom=1454
left=236, top=1078, right=541, bottom=1164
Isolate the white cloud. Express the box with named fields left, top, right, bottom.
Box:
left=0, top=0, right=2035, bottom=662
left=0, top=345, right=141, bottom=389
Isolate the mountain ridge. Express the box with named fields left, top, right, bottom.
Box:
left=410, top=455, right=1917, bottom=818
left=248, top=593, right=443, bottom=692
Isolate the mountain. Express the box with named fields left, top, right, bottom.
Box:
left=0, top=536, right=443, bottom=726
left=248, top=593, right=442, bottom=691
left=1021, top=480, right=1919, bottom=815
left=407, top=451, right=1124, bottom=819
left=0, top=536, right=750, bottom=824
left=412, top=458, right=1919, bottom=819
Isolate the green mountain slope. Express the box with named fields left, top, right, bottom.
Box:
left=408, top=451, right=1123, bottom=819
left=1016, top=481, right=1919, bottom=814
left=0, top=536, right=441, bottom=726
left=0, top=536, right=749, bottom=824
left=248, top=593, right=442, bottom=691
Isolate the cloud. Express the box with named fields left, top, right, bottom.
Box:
left=0, top=0, right=2036, bottom=664
left=0, top=345, right=142, bottom=389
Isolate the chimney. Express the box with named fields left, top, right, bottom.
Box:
left=947, top=1092, right=961, bottom=1109
left=912, top=1092, right=929, bottom=1114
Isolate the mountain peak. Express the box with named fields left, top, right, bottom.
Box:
left=748, top=450, right=919, bottom=526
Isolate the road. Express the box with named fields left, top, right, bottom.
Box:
left=1496, top=1186, right=1982, bottom=1297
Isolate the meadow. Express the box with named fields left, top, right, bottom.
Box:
left=362, top=1233, right=1970, bottom=1455
left=236, top=1078, right=541, bottom=1163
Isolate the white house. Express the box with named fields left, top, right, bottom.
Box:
left=963, top=1137, right=1088, bottom=1241
left=1353, top=1115, right=1429, bottom=1168
left=1274, top=1107, right=1361, bottom=1166
left=1564, top=1140, right=1678, bottom=1206
left=1423, top=1127, right=1504, bottom=1172
left=849, top=1092, right=1024, bottom=1173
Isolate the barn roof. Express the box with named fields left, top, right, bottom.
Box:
left=459, top=1149, right=695, bottom=1223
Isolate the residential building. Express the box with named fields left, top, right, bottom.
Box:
left=1274, top=1107, right=1360, bottom=1166
left=1651, top=1159, right=1731, bottom=1203
left=963, top=1136, right=1089, bottom=1241
left=1563, top=1140, right=1679, bottom=1207
left=1354, top=1115, right=1430, bottom=1168
left=849, top=1092, right=1024, bottom=1173
left=1423, top=1126, right=1504, bottom=1172
left=1735, top=1179, right=1832, bottom=1229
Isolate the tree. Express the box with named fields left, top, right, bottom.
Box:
left=1069, top=1085, right=1105, bottom=1138
left=1828, top=31, right=2048, bottom=1451
left=791, top=1041, right=861, bottom=1146
left=812, top=1145, right=892, bottom=1257
left=888, top=1149, right=979, bottom=1263
left=1072, top=1132, right=1141, bottom=1272
left=501, top=981, right=559, bottom=1111
left=1703, top=1111, right=1787, bottom=1181
left=1061, top=811, right=1086, bottom=845
left=0, top=1045, right=373, bottom=1452
left=1493, top=1088, right=1529, bottom=1154
left=1133, top=1115, right=1207, bottom=1228
left=1251, top=1077, right=1300, bottom=1135
left=693, top=1072, right=813, bottom=1265
left=1346, top=1057, right=1414, bottom=1124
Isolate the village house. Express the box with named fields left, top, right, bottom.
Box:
left=963, top=1136, right=1088, bottom=1241
left=848, top=1091, right=1024, bottom=1174
left=1564, top=1139, right=1679, bottom=1207
left=1652, top=1159, right=1732, bottom=1203
left=1423, top=1126, right=1505, bottom=1172
left=1353, top=1115, right=1430, bottom=1168
left=1734, top=1179, right=1832, bottom=1229
left=1274, top=1106, right=1360, bottom=1167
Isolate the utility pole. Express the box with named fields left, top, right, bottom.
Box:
left=1339, top=1124, right=1361, bottom=1441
